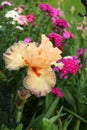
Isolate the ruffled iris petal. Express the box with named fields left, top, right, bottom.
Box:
left=3, top=34, right=62, bottom=97
left=23, top=68, right=56, bottom=97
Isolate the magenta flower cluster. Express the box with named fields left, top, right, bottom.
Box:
left=38, top=3, right=62, bottom=17
left=48, top=31, right=74, bottom=50
left=38, top=3, right=51, bottom=12
left=52, top=17, right=70, bottom=28
left=38, top=3, right=70, bottom=29
left=54, top=56, right=81, bottom=79
left=48, top=33, right=63, bottom=49
left=61, top=57, right=80, bottom=75
left=26, top=14, right=35, bottom=23
left=38, top=3, right=74, bottom=51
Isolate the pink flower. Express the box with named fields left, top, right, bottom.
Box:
left=52, top=88, right=63, bottom=98
left=84, top=48, right=87, bottom=52
left=18, top=15, right=28, bottom=26
left=52, top=18, right=70, bottom=28
left=26, top=14, right=35, bottom=23
left=14, top=7, right=23, bottom=14
left=63, top=29, right=75, bottom=39
left=77, top=23, right=83, bottom=30
left=1, top=1, right=14, bottom=6
left=24, top=37, right=32, bottom=43
left=77, top=48, right=84, bottom=56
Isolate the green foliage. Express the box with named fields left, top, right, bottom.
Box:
left=0, top=0, right=87, bottom=130
left=0, top=124, right=23, bottom=130
left=45, top=97, right=59, bottom=118
left=62, top=115, right=73, bottom=130
left=40, top=118, right=58, bottom=130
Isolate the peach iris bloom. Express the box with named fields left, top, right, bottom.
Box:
left=3, top=35, right=62, bottom=97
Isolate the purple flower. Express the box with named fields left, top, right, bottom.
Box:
left=24, top=37, right=32, bottom=43
left=77, top=48, right=84, bottom=56
left=63, top=29, right=74, bottom=39
left=53, top=66, right=59, bottom=72
left=49, top=7, right=62, bottom=17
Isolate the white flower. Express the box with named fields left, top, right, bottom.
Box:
left=5, top=10, right=20, bottom=21
left=0, top=25, right=3, bottom=28
left=51, top=61, right=63, bottom=70
left=63, top=56, right=72, bottom=59
left=16, top=26, right=24, bottom=30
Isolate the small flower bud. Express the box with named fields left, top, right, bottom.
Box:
left=16, top=88, right=31, bottom=108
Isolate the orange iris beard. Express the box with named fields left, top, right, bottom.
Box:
left=32, top=67, right=41, bottom=77
left=3, top=34, right=62, bottom=97
left=22, top=56, right=41, bottom=76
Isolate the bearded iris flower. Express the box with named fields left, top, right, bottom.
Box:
left=3, top=35, right=62, bottom=97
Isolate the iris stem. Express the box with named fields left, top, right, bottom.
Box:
left=16, top=107, right=24, bottom=124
